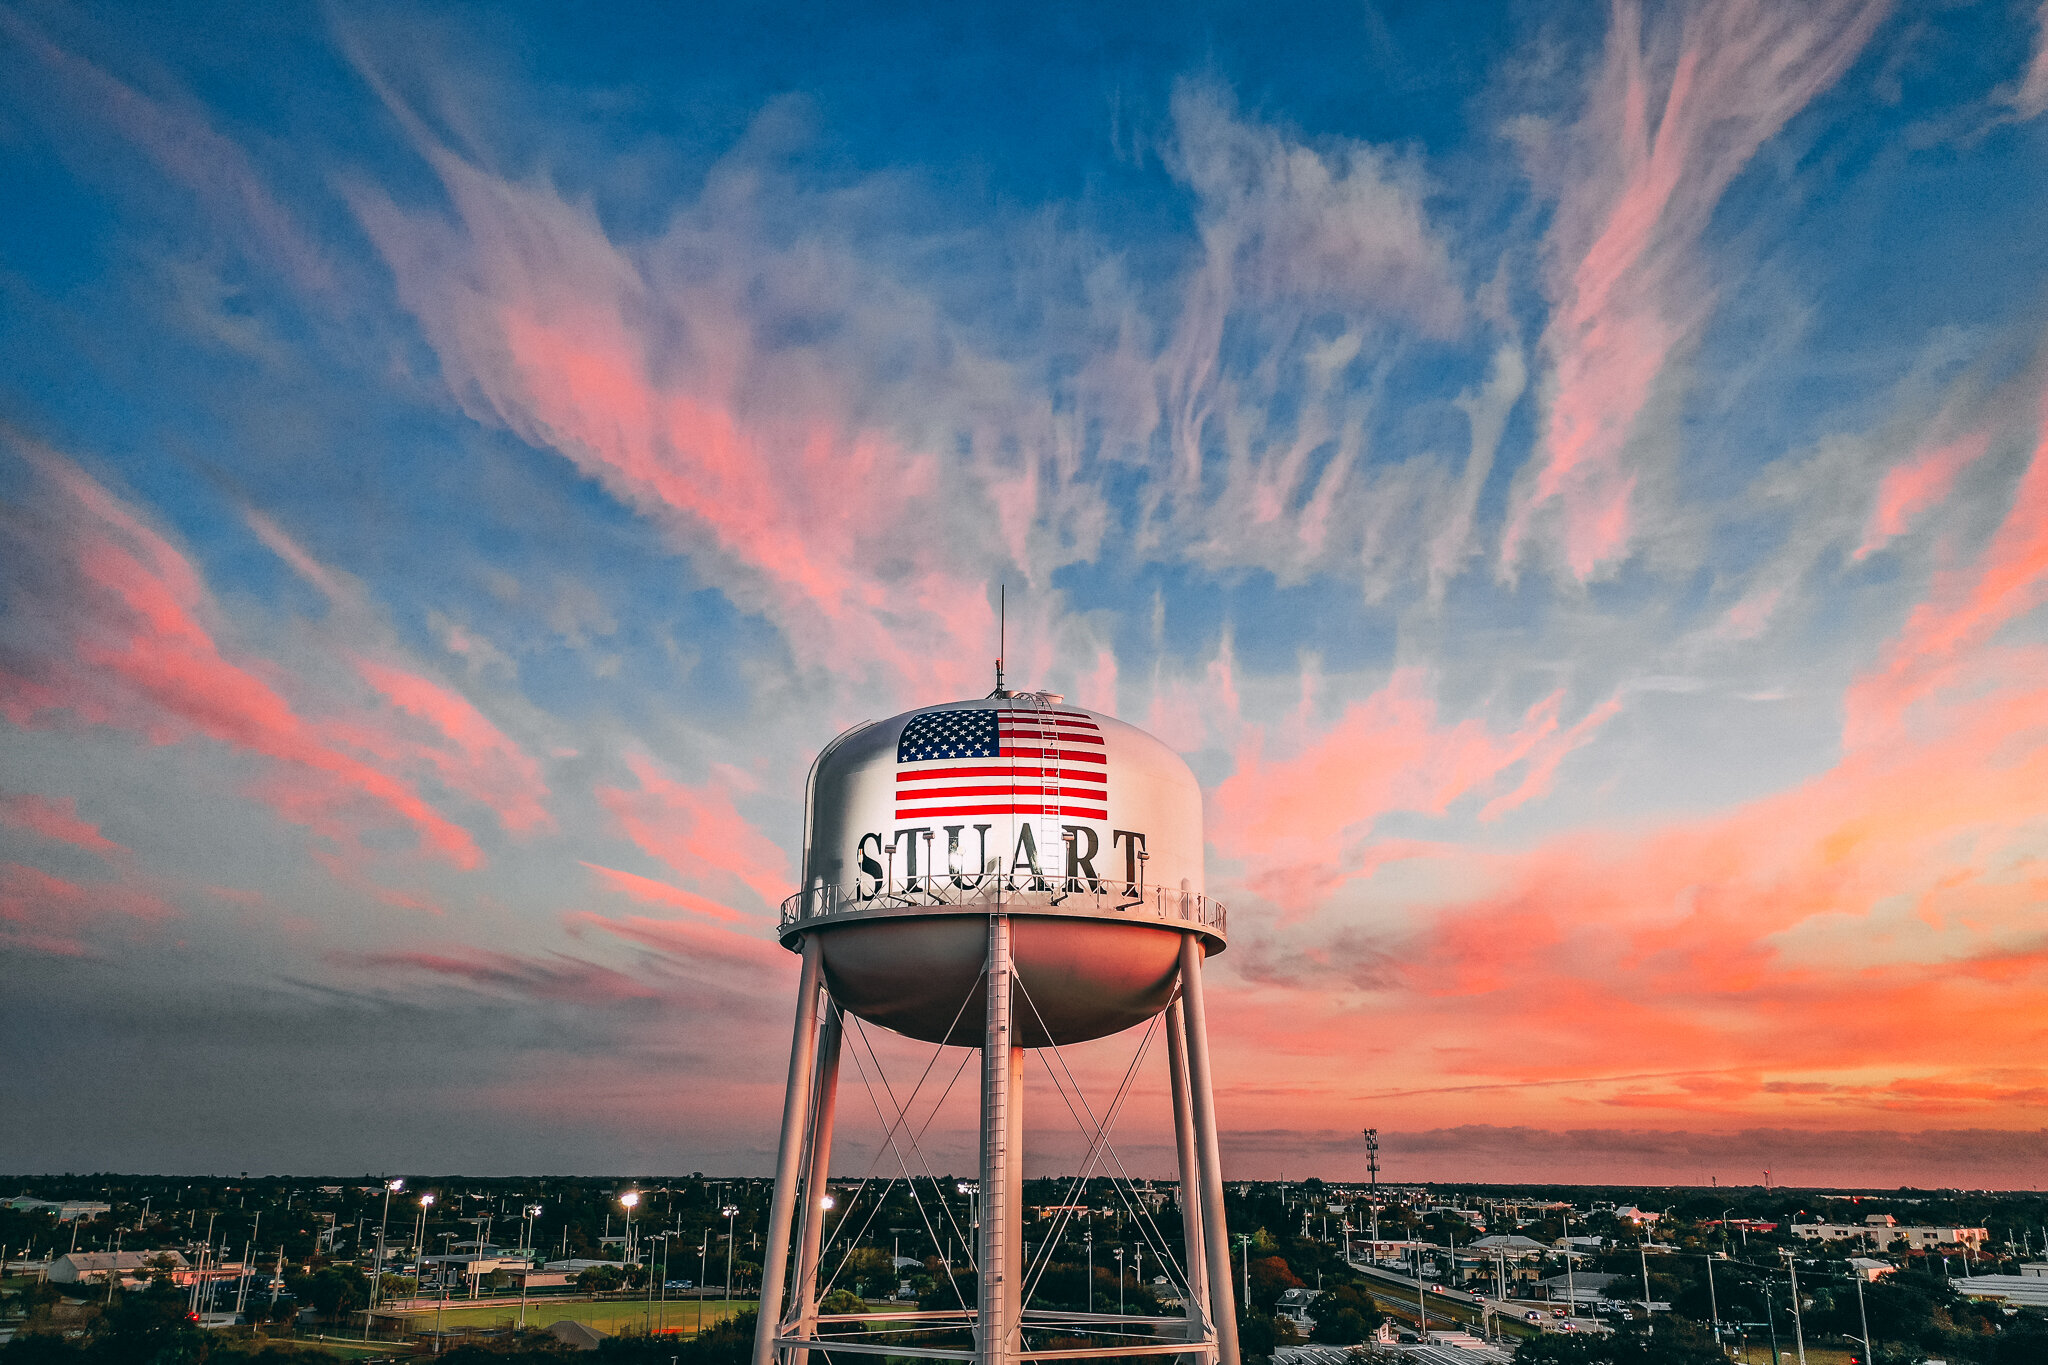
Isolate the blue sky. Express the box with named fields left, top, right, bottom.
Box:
left=4, top=0, right=2048, bottom=1185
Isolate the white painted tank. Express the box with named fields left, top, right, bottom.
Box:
left=779, top=693, right=1226, bottom=1046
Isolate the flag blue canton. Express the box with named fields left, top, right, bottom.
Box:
left=897, top=708, right=1001, bottom=763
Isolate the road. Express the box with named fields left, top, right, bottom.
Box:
left=1343, top=1259, right=1590, bottom=1344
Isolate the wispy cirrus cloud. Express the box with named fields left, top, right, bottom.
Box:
left=0, top=440, right=561, bottom=880
left=0, top=860, right=173, bottom=957
left=1211, top=667, right=1619, bottom=908
left=1503, top=0, right=1889, bottom=580
left=0, top=793, right=125, bottom=858
left=351, top=946, right=664, bottom=1006
left=1212, top=386, right=2048, bottom=1130
left=595, top=754, right=789, bottom=911
left=579, top=860, right=747, bottom=923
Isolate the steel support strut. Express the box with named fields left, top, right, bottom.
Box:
left=754, top=936, right=828, bottom=1365
left=1178, top=932, right=1241, bottom=1365
left=1166, top=995, right=1210, bottom=1350
left=979, top=914, right=1017, bottom=1365
left=790, top=1000, right=844, bottom=1365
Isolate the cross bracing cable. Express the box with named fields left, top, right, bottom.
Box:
left=823, top=969, right=989, bottom=1316
left=841, top=1028, right=975, bottom=1315
left=1014, top=972, right=1192, bottom=1308
left=1007, top=973, right=1175, bottom=1322
left=1028, top=1021, right=1186, bottom=1312
left=843, top=1007, right=983, bottom=1272
left=820, top=1039, right=977, bottom=1303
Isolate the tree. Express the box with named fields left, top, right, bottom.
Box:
left=1309, top=1283, right=1385, bottom=1345
left=1246, top=1255, right=1302, bottom=1312
left=301, top=1265, right=367, bottom=1324
left=576, top=1264, right=625, bottom=1294
left=818, top=1288, right=866, bottom=1332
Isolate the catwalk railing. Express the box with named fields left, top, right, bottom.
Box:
left=779, top=875, right=1227, bottom=937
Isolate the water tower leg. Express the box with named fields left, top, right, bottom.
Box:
left=1005, top=1042, right=1024, bottom=1337
left=1178, top=932, right=1240, bottom=1365
left=754, top=937, right=827, bottom=1365
left=979, top=914, right=1016, bottom=1365
left=791, top=1001, right=844, bottom=1365
left=1166, top=997, right=1210, bottom=1349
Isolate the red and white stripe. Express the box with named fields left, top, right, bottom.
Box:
left=894, top=708, right=1107, bottom=821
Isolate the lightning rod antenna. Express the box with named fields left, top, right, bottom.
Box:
left=992, top=584, right=1008, bottom=697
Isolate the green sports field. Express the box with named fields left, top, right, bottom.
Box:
left=401, top=1296, right=746, bottom=1335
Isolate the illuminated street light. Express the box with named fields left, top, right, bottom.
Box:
left=723, top=1205, right=740, bottom=1306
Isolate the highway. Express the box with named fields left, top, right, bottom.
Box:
left=1343, top=1258, right=1578, bottom=1344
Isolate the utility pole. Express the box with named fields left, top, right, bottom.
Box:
left=1639, top=1238, right=1653, bottom=1334
left=1413, top=1245, right=1428, bottom=1345
left=1239, top=1234, right=1253, bottom=1325
left=1784, top=1250, right=1808, bottom=1365
left=1705, top=1254, right=1720, bottom=1347
left=1854, top=1271, right=1873, bottom=1365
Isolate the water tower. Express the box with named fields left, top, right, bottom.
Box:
left=753, top=687, right=1240, bottom=1365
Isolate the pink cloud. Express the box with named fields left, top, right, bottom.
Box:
left=1853, top=430, right=1992, bottom=560
left=353, top=947, right=663, bottom=1005
left=1207, top=405, right=2048, bottom=1134
left=564, top=908, right=785, bottom=972
left=0, top=9, right=334, bottom=295
left=0, top=861, right=174, bottom=957
left=341, top=657, right=552, bottom=834
left=1503, top=0, right=1887, bottom=579
left=349, top=142, right=996, bottom=701
left=1847, top=395, right=2048, bottom=745
left=1211, top=669, right=1618, bottom=906
left=580, top=861, right=746, bottom=923
left=0, top=445, right=481, bottom=868
left=0, top=794, right=124, bottom=858
left=595, top=755, right=789, bottom=909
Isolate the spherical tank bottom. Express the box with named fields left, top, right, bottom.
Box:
left=814, top=914, right=1190, bottom=1047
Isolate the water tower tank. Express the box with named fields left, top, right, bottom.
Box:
left=779, top=692, right=1227, bottom=1046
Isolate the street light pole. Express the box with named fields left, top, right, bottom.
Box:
left=1639, top=1238, right=1653, bottom=1334
left=1854, top=1271, right=1873, bottom=1365
left=1085, top=1230, right=1094, bottom=1313
left=1115, top=1247, right=1125, bottom=1316
left=723, top=1205, right=739, bottom=1308
left=367, top=1178, right=401, bottom=1341
left=1783, top=1251, right=1808, bottom=1365
left=622, top=1192, right=640, bottom=1275
left=1239, top=1234, right=1255, bottom=1331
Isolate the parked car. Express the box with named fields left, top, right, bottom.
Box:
left=664, top=1280, right=694, bottom=1291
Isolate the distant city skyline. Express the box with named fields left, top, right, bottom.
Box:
left=4, top=1, right=2048, bottom=1185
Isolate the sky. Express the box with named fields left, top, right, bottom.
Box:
left=3, top=0, right=2048, bottom=1188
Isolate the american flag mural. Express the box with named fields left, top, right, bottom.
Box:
left=894, top=705, right=1107, bottom=822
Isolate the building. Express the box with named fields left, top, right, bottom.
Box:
left=1533, top=1272, right=1623, bottom=1305
left=1952, top=1275, right=2048, bottom=1309
left=7, top=1198, right=113, bottom=1222
left=47, top=1251, right=189, bottom=1284
left=1274, top=1287, right=1320, bottom=1331
left=548, top=1319, right=608, bottom=1351
left=1612, top=1207, right=1661, bottom=1225
left=420, top=1253, right=528, bottom=1289
left=1847, top=1258, right=1895, bottom=1282
left=1790, top=1215, right=1987, bottom=1251
left=1467, top=1235, right=1549, bottom=1258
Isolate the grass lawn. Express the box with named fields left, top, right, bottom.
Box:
left=404, top=1296, right=747, bottom=1335
left=285, top=1338, right=414, bottom=1359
